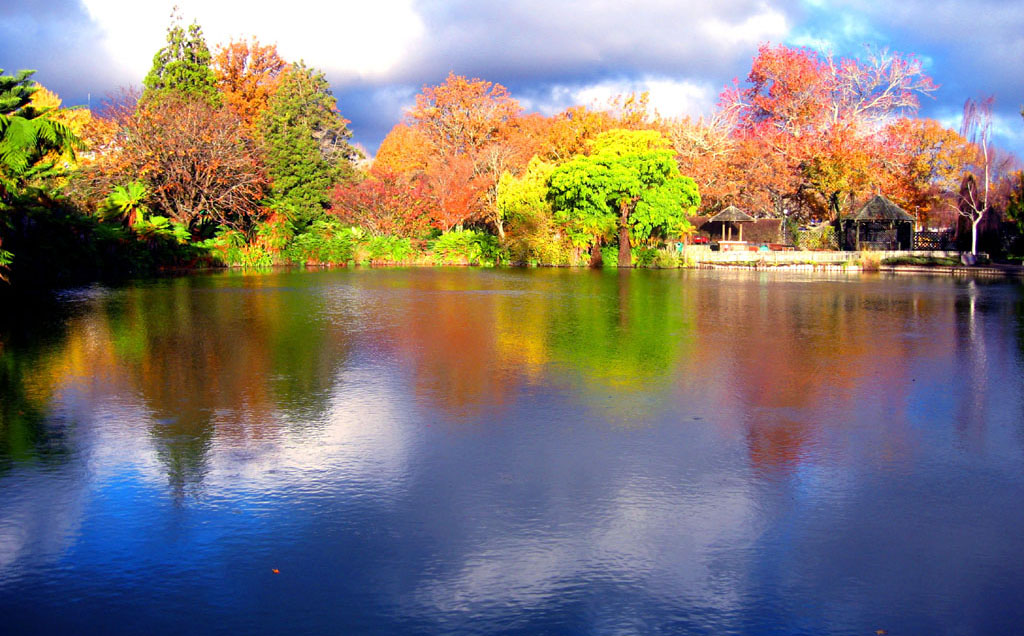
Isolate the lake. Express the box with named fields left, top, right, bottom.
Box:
left=2, top=268, right=1023, bottom=634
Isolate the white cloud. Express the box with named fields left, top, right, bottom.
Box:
left=564, top=77, right=717, bottom=120
left=81, top=0, right=425, bottom=82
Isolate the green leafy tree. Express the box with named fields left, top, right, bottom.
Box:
left=142, top=10, right=219, bottom=105
left=496, top=157, right=564, bottom=263
left=260, top=62, right=359, bottom=227
left=548, top=129, right=699, bottom=267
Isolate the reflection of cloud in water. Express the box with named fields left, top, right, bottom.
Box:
left=415, top=474, right=759, bottom=619
left=0, top=396, right=159, bottom=576
left=0, top=472, right=85, bottom=575
left=203, top=364, right=415, bottom=499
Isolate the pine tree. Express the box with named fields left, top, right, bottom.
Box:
left=142, top=9, right=220, bottom=105
left=259, top=62, right=359, bottom=226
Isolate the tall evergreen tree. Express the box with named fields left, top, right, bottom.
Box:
left=142, top=9, right=219, bottom=105
left=259, top=62, right=359, bottom=226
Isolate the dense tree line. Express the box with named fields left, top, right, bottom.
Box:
left=2, top=14, right=1023, bottom=286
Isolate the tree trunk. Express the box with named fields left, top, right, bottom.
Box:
left=618, top=200, right=632, bottom=268
left=972, top=215, right=981, bottom=256
left=589, top=240, right=603, bottom=268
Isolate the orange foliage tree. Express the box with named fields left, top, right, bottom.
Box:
left=213, top=38, right=287, bottom=128
left=881, top=118, right=972, bottom=225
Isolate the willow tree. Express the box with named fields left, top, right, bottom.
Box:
left=548, top=129, right=699, bottom=267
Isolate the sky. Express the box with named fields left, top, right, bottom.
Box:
left=3, top=0, right=1023, bottom=156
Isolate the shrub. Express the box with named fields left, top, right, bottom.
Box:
left=600, top=245, right=619, bottom=267
left=799, top=224, right=837, bottom=250
left=284, top=219, right=354, bottom=264
left=431, top=229, right=505, bottom=266
left=651, top=248, right=680, bottom=268
left=366, top=235, right=414, bottom=263
left=634, top=247, right=659, bottom=267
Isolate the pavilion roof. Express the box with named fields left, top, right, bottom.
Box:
left=708, top=206, right=755, bottom=223
left=853, top=195, right=915, bottom=222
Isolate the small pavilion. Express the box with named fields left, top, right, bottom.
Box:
left=709, top=206, right=755, bottom=243
left=849, top=195, right=915, bottom=251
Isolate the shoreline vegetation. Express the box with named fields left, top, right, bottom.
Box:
left=2, top=13, right=1023, bottom=290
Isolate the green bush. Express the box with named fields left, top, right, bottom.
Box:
left=798, top=224, right=837, bottom=250
left=284, top=219, right=354, bottom=264
left=431, top=229, right=505, bottom=266
left=651, top=248, right=679, bottom=268
left=600, top=245, right=619, bottom=267
left=881, top=255, right=960, bottom=266
left=634, top=247, right=659, bottom=267
left=366, top=235, right=414, bottom=263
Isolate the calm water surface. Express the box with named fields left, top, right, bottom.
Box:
left=1, top=268, right=1023, bottom=634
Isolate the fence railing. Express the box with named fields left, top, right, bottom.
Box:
left=913, top=230, right=955, bottom=251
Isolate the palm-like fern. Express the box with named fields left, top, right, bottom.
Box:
left=0, top=69, right=82, bottom=200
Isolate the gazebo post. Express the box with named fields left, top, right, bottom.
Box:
left=738, top=223, right=743, bottom=242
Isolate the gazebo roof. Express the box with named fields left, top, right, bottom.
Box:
left=708, top=206, right=754, bottom=223
left=853, top=195, right=914, bottom=222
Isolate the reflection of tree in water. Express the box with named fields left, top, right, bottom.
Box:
left=385, top=271, right=517, bottom=419
left=378, top=269, right=695, bottom=424
left=546, top=270, right=696, bottom=424
left=0, top=294, right=74, bottom=471
left=101, top=275, right=352, bottom=498
left=952, top=281, right=987, bottom=443
left=699, top=276, right=946, bottom=475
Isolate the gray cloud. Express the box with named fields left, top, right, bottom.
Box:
left=0, top=0, right=121, bottom=107
left=396, top=0, right=798, bottom=85
left=4, top=0, right=1022, bottom=154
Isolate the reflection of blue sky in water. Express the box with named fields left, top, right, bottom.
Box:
left=1, top=269, right=1023, bottom=633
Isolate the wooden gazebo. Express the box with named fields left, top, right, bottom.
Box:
left=848, top=195, right=915, bottom=251
left=709, top=206, right=755, bottom=243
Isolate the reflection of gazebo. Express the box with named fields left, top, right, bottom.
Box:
left=849, top=195, right=915, bottom=251
left=709, top=206, right=755, bottom=242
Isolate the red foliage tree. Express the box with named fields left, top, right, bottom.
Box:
left=331, top=168, right=432, bottom=237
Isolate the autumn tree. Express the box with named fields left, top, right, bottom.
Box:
left=330, top=168, right=432, bottom=238
left=260, top=62, right=359, bottom=226
left=496, top=157, right=561, bottom=263
left=423, top=153, right=487, bottom=232
left=881, top=118, right=972, bottom=224
left=374, top=123, right=432, bottom=176
left=404, top=73, right=532, bottom=235
left=548, top=129, right=700, bottom=267
left=88, top=93, right=266, bottom=232
left=408, top=72, right=521, bottom=156
left=213, top=38, right=287, bottom=128
left=142, top=10, right=219, bottom=105
left=722, top=44, right=937, bottom=223
left=538, top=106, right=617, bottom=162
